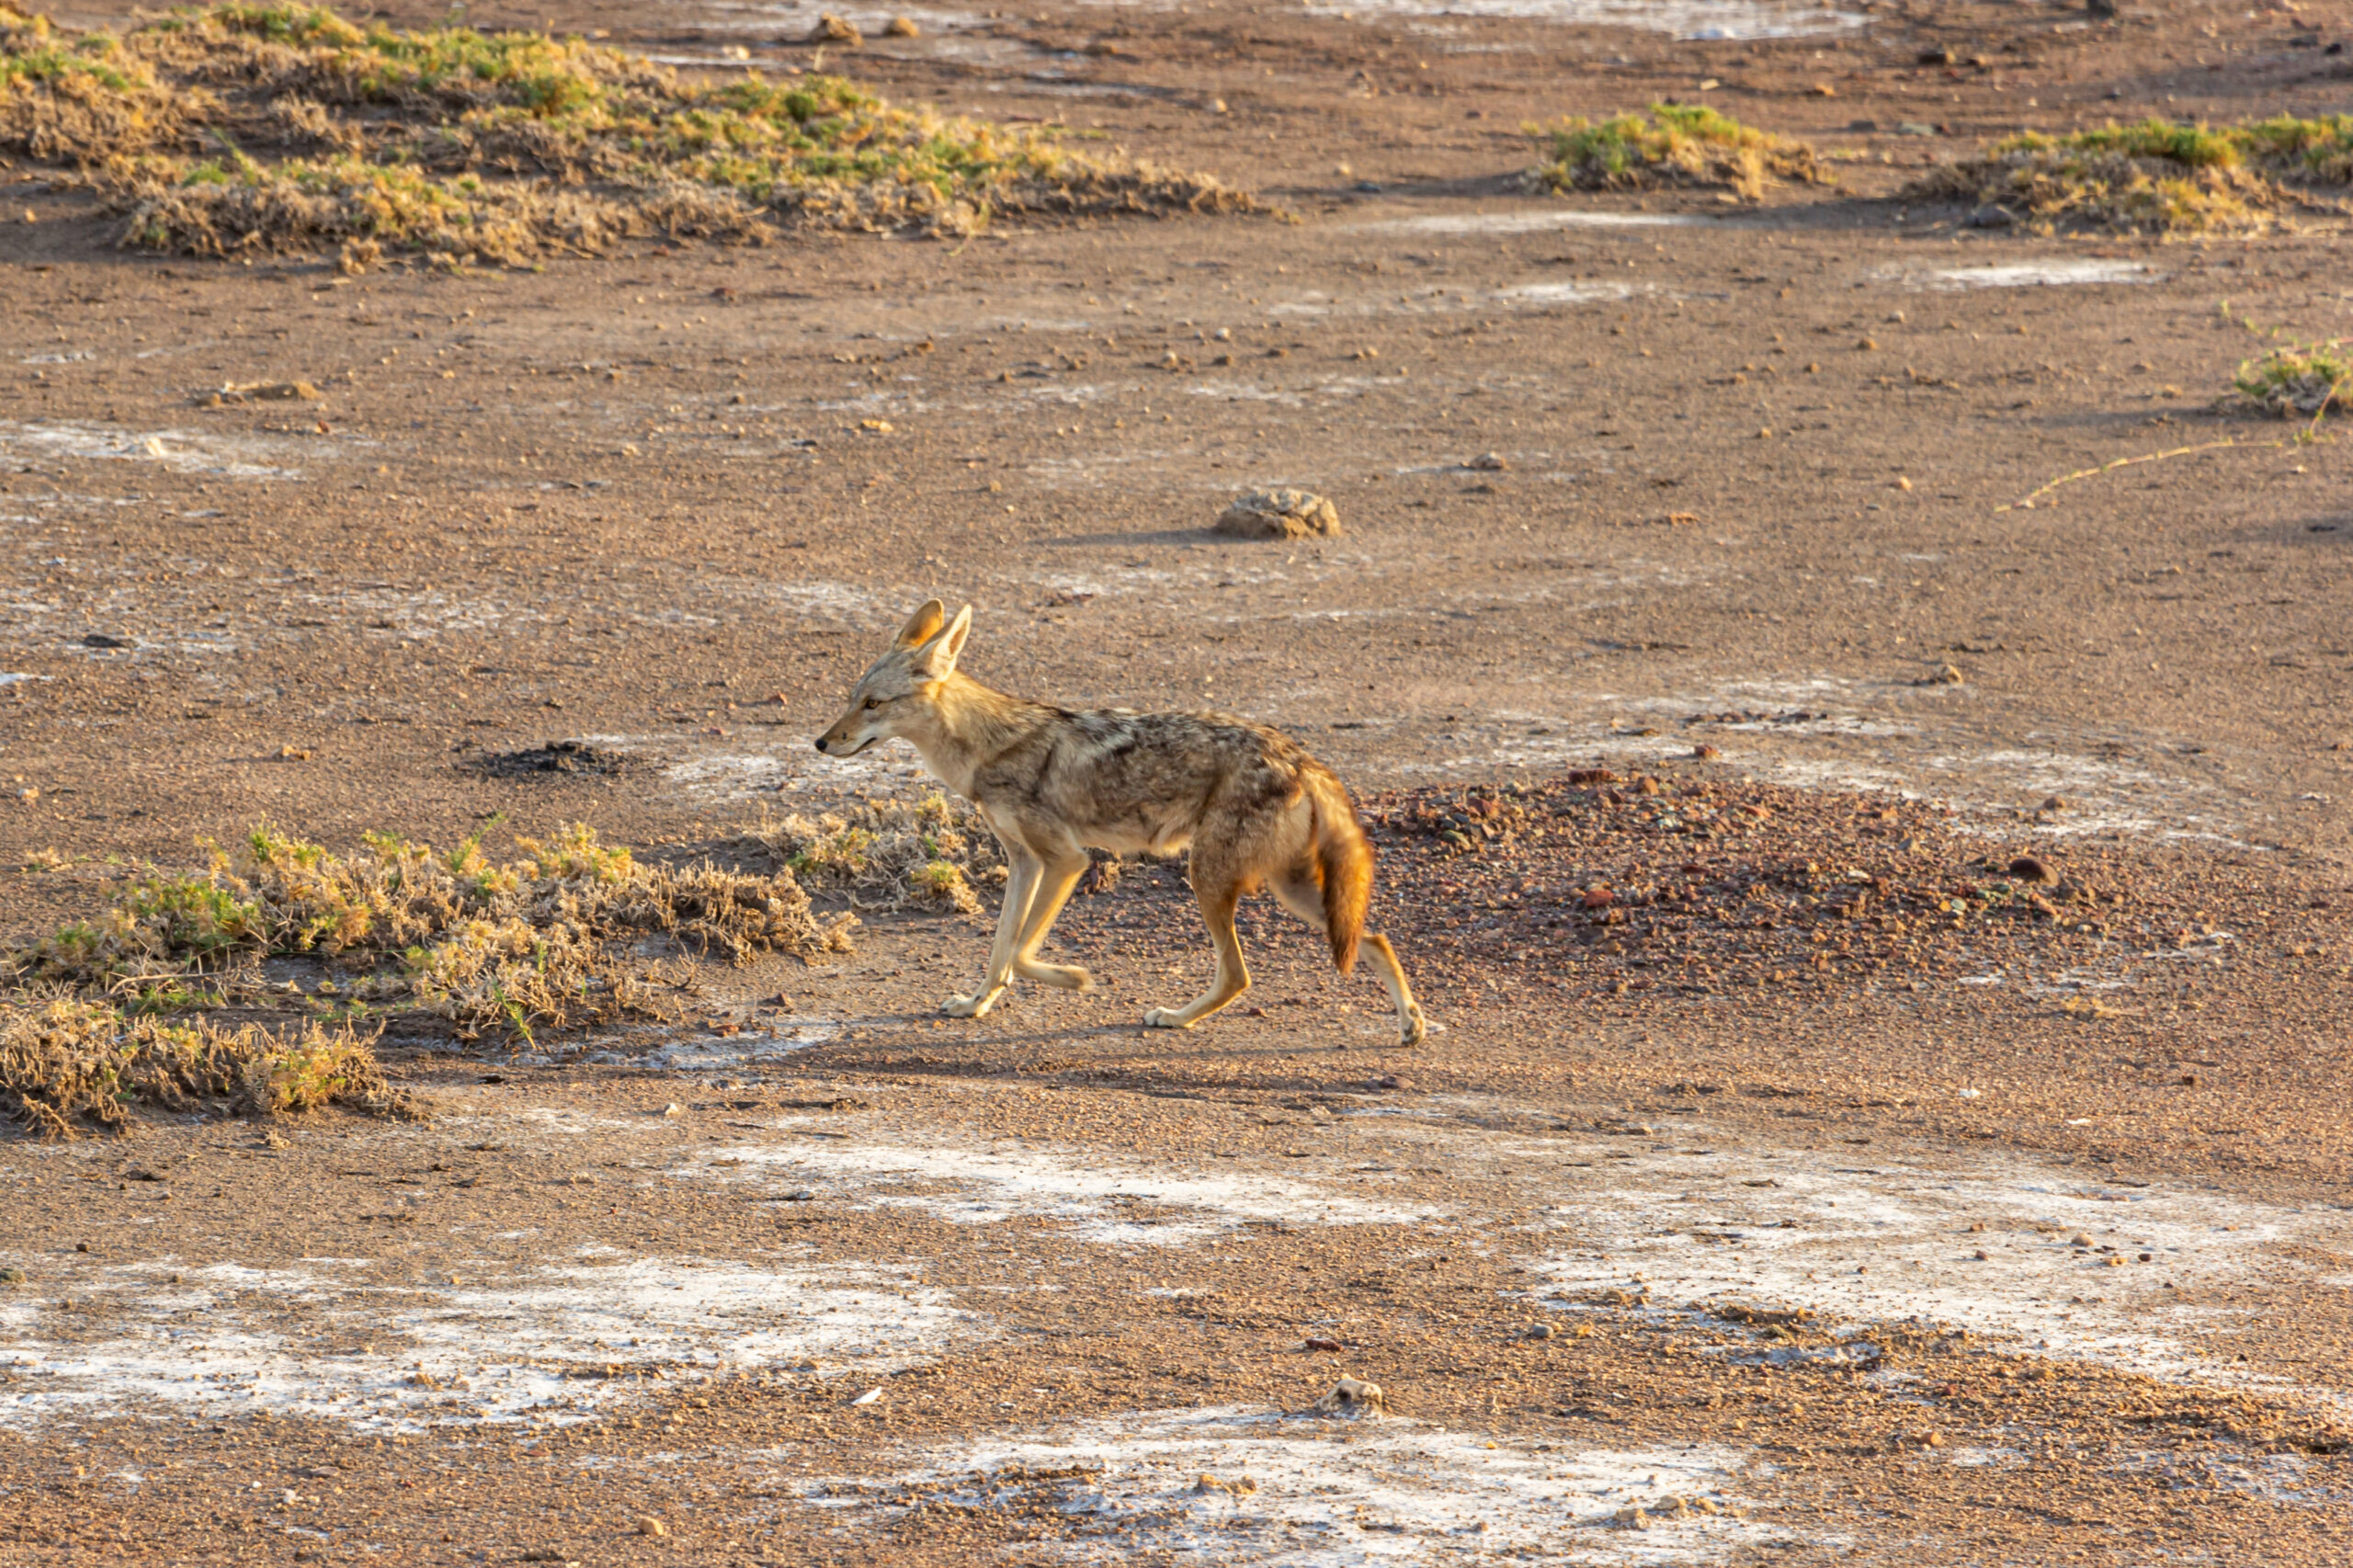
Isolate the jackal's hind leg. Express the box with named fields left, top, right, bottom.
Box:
left=1270, top=872, right=1427, bottom=1048
left=1361, top=932, right=1427, bottom=1048
left=1143, top=876, right=1249, bottom=1030
left=1011, top=851, right=1095, bottom=993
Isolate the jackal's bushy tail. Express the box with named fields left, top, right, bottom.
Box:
left=1310, top=772, right=1373, bottom=973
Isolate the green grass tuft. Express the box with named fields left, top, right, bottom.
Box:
left=2233, top=338, right=2351, bottom=417
left=1524, top=103, right=1826, bottom=202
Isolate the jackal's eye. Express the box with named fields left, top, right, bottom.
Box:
left=862, top=697, right=881, bottom=710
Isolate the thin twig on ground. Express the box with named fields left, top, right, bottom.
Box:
left=1996, top=435, right=2284, bottom=512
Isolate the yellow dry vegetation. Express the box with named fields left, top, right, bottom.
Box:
left=0, top=819, right=862, bottom=1133
left=738, top=793, right=1006, bottom=915
left=7, top=822, right=856, bottom=1042
left=1907, top=118, right=2353, bottom=234
left=0, top=992, right=410, bottom=1138
left=0, top=2, right=1260, bottom=266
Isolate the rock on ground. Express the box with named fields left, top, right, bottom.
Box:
left=1214, top=488, right=1342, bottom=540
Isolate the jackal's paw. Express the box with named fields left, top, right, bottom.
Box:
left=1141, top=1006, right=1193, bottom=1030
left=1397, top=1004, right=1428, bottom=1049
left=1018, top=961, right=1095, bottom=994
left=940, top=992, right=995, bottom=1019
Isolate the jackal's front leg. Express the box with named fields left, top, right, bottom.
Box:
left=1012, top=851, right=1095, bottom=993
left=944, top=851, right=1039, bottom=1018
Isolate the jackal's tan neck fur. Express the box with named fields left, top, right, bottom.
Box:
left=896, top=674, right=1052, bottom=798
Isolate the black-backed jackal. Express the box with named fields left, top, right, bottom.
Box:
left=815, top=600, right=1427, bottom=1047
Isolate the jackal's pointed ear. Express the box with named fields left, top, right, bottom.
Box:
left=894, top=599, right=947, bottom=649
left=914, top=604, right=973, bottom=679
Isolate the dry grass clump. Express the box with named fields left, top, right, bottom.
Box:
left=1906, top=117, right=2353, bottom=234
left=117, top=153, right=681, bottom=268
left=7, top=823, right=856, bottom=1042
left=2234, top=337, right=2351, bottom=417
left=0, top=4, right=195, bottom=162
left=738, top=793, right=1006, bottom=915
left=0, top=992, right=409, bottom=1138
left=0, top=2, right=1259, bottom=264
left=1523, top=104, right=1826, bottom=202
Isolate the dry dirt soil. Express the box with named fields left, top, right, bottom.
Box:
left=5, top=0, right=2353, bottom=1563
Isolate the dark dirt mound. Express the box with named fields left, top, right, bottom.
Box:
left=472, top=740, right=639, bottom=778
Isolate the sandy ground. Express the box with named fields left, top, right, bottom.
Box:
left=5, top=0, right=2353, bottom=1562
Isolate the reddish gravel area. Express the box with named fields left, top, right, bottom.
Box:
left=1364, top=766, right=2351, bottom=1010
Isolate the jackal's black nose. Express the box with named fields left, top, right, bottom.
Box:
left=813, top=737, right=828, bottom=754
